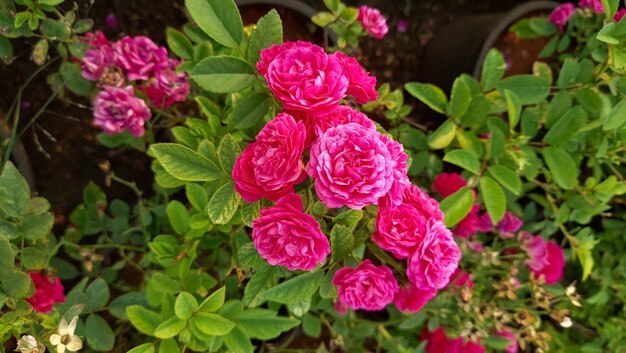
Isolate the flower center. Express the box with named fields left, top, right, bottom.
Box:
left=60, top=335, right=71, bottom=345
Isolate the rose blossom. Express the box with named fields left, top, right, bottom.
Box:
left=407, top=219, right=461, bottom=290
left=578, top=0, right=604, bottom=13
left=380, top=135, right=411, bottom=207
left=333, top=259, right=399, bottom=311
left=26, top=272, right=65, bottom=313
left=448, top=268, right=474, bottom=289
left=82, top=31, right=110, bottom=48
left=496, top=329, right=518, bottom=353
left=475, top=211, right=523, bottom=238
left=401, top=183, right=445, bottom=221
left=251, top=193, right=329, bottom=271
left=313, top=105, right=376, bottom=138
left=549, top=3, right=576, bottom=29
left=432, top=172, right=467, bottom=198
left=615, top=9, right=626, bottom=21
left=233, top=113, right=307, bottom=202
left=524, top=234, right=566, bottom=284
left=81, top=45, right=115, bottom=81
left=93, top=86, right=151, bottom=137
left=257, top=41, right=348, bottom=117
left=394, top=284, right=437, bottom=313
left=333, top=52, right=378, bottom=104
left=357, top=6, right=389, bottom=39
left=453, top=204, right=481, bottom=237
left=142, top=59, right=190, bottom=107
left=421, top=328, right=485, bottom=353
left=114, top=36, right=168, bottom=81
left=306, top=123, right=406, bottom=209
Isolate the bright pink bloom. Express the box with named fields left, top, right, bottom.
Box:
left=394, top=285, right=437, bottom=313
left=421, top=328, right=485, bottom=353
left=257, top=41, right=348, bottom=117
left=93, top=86, right=151, bottom=137
left=549, top=3, right=576, bottom=29
left=454, top=204, right=481, bottom=237
left=496, top=330, right=518, bottom=353
left=432, top=172, right=467, bottom=197
left=476, top=212, right=494, bottom=233
left=333, top=52, right=378, bottom=104
left=82, top=31, right=110, bottom=48
left=81, top=45, right=115, bottom=81
left=401, top=183, right=445, bottom=221
left=381, top=135, right=411, bottom=207
left=114, top=36, right=168, bottom=81
left=524, top=234, right=566, bottom=284
left=407, top=219, right=461, bottom=290
left=313, top=105, right=376, bottom=138
left=357, top=6, right=389, bottom=39
left=233, top=113, right=307, bottom=202
left=497, top=212, right=523, bottom=236
left=26, top=272, right=65, bottom=313
left=306, top=123, right=402, bottom=209
left=579, top=0, right=604, bottom=13
left=251, top=193, right=329, bottom=271
left=142, top=60, right=189, bottom=107
left=333, top=259, right=399, bottom=311
left=448, top=269, right=474, bottom=289
left=615, top=8, right=626, bottom=21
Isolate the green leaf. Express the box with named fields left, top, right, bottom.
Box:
left=603, top=99, right=626, bottom=130
left=191, top=56, right=254, bottom=93
left=127, top=343, right=155, bottom=353
left=330, top=224, right=355, bottom=262
left=185, top=0, right=243, bottom=48
left=481, top=335, right=516, bottom=350
left=487, top=165, right=522, bottom=195
left=557, top=58, right=581, bottom=89
left=447, top=77, right=471, bottom=117
left=21, top=247, right=47, bottom=270
left=543, top=147, right=578, bottom=190
left=186, top=184, right=209, bottom=212
left=126, top=305, right=162, bottom=336
left=109, top=292, right=149, bottom=320
left=85, top=278, right=110, bottom=312
left=405, top=82, right=448, bottom=114
left=542, top=106, right=587, bottom=146
left=231, top=92, right=271, bottom=129
left=427, top=120, right=456, bottom=149
left=167, top=201, right=190, bottom=235
left=60, top=62, right=93, bottom=96
left=302, top=313, right=321, bottom=338
left=159, top=339, right=179, bottom=353
left=207, top=182, right=240, bottom=224
left=480, top=176, right=506, bottom=224
left=3, top=271, right=32, bottom=299
left=0, top=162, right=30, bottom=218
left=190, top=312, right=235, bottom=335
left=260, top=271, right=324, bottom=304
left=443, top=150, right=481, bottom=174
left=481, top=49, right=506, bottom=91
left=224, top=326, right=253, bottom=353
left=237, top=308, right=299, bottom=340
left=86, top=314, right=115, bottom=351
left=150, top=143, right=221, bottom=182
left=0, top=36, right=13, bottom=64
left=0, top=237, right=14, bottom=279
left=503, top=89, right=521, bottom=128
left=199, top=286, right=226, bottom=312
left=248, top=9, right=282, bottom=64
left=496, top=75, right=550, bottom=105
left=218, top=134, right=240, bottom=175
left=154, top=316, right=186, bottom=339
left=166, top=27, right=193, bottom=59
left=175, top=292, right=199, bottom=320
left=242, top=265, right=279, bottom=307
left=439, top=187, right=474, bottom=228
left=21, top=213, right=54, bottom=241
left=333, top=210, right=363, bottom=230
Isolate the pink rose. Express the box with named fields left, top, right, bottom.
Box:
left=142, top=60, right=190, bottom=108
left=251, top=193, right=329, bottom=271
left=357, top=6, right=389, bottom=39
left=549, top=3, right=576, bottom=29
left=578, top=0, right=604, bottom=13
left=81, top=45, right=115, bottom=81
left=421, top=328, right=485, bottom=353
left=524, top=234, right=566, bottom=284
left=432, top=172, right=467, bottom=197
left=233, top=113, right=307, bottom=202
left=475, top=211, right=523, bottom=238
left=615, top=8, right=626, bottom=21
left=448, top=269, right=474, bottom=289
left=394, top=284, right=437, bottom=313
left=114, top=36, right=168, bottom=81
left=313, top=105, right=376, bottom=138
left=407, top=219, right=461, bottom=290
left=333, top=52, right=378, bottom=104
left=82, top=31, right=110, bottom=48
left=333, top=259, right=399, bottom=311
left=93, top=86, right=151, bottom=137
left=26, top=272, right=65, bottom=313
left=306, top=123, right=402, bottom=209
left=454, top=204, right=481, bottom=237
left=380, top=135, right=411, bottom=207
left=401, top=183, right=445, bottom=221
left=496, top=329, right=518, bottom=353
left=257, top=41, right=348, bottom=117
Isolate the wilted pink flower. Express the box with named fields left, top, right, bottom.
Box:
left=454, top=204, right=481, bottom=237
left=26, top=272, right=65, bottom=313
left=333, top=259, right=399, bottom=311
left=357, top=6, right=389, bottom=39
left=251, top=193, right=329, bottom=271
left=114, top=36, right=168, bottom=80
left=333, top=52, right=378, bottom=104
left=407, top=219, right=461, bottom=290
left=233, top=113, right=307, bottom=202
left=579, top=0, right=604, bottom=13
left=142, top=60, right=189, bottom=107
left=394, top=285, right=437, bottom=313
left=81, top=45, right=115, bottom=81
left=615, top=8, right=626, bottom=21
left=421, top=328, right=485, bottom=353
left=448, top=269, right=474, bottom=289
left=93, top=86, right=151, bottom=137
left=105, top=12, right=119, bottom=28
left=549, top=3, right=576, bottom=29
left=307, top=123, right=400, bottom=209
left=524, top=234, right=566, bottom=284
left=496, top=329, right=518, bottom=353
left=313, top=105, right=376, bottom=138
left=401, top=183, right=445, bottom=221
left=432, top=172, right=467, bottom=198
left=497, top=212, right=523, bottom=237
left=257, top=41, right=348, bottom=117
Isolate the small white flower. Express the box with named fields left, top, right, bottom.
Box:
left=15, top=335, right=44, bottom=353
left=49, top=317, right=83, bottom=353
left=560, top=316, right=573, bottom=328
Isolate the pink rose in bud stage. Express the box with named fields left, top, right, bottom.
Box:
left=333, top=52, right=378, bottom=104
left=313, top=105, right=376, bottom=138
left=454, top=204, right=481, bottom=238
left=394, top=284, right=437, bottom=313
left=251, top=194, right=329, bottom=271
left=307, top=122, right=407, bottom=209
left=549, top=3, right=576, bottom=29
left=93, top=86, right=151, bottom=137
left=257, top=41, right=348, bottom=117
left=357, top=6, right=389, bottom=39
left=26, top=272, right=65, bottom=313
left=333, top=259, right=399, bottom=311
left=142, top=60, right=190, bottom=108
left=432, top=172, right=467, bottom=197
left=496, top=329, right=518, bottom=353
left=233, top=113, right=307, bottom=202
left=578, top=0, right=604, bottom=13
left=421, top=328, right=486, bottom=353
left=615, top=8, right=626, bottom=21
left=114, top=36, right=169, bottom=81
left=407, top=219, right=461, bottom=290
left=524, top=234, right=566, bottom=284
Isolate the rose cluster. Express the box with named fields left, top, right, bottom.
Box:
left=79, top=31, right=190, bottom=137
left=549, top=0, right=626, bottom=29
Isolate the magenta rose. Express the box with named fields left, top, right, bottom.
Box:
left=81, top=45, right=115, bottom=82
left=357, top=6, right=389, bottom=39
left=421, top=328, right=485, bottom=353
left=496, top=329, right=518, bottom=353
left=26, top=272, right=65, bottom=313
left=257, top=41, right=348, bottom=117
left=407, top=219, right=461, bottom=290
left=475, top=211, right=523, bottom=238
left=454, top=204, right=481, bottom=237
left=373, top=202, right=428, bottom=259
left=333, top=259, right=399, bottom=311
left=549, top=3, right=576, bottom=29
left=432, top=172, right=467, bottom=197
left=313, top=105, right=376, bottom=138
left=394, top=284, right=437, bottom=313
left=114, top=36, right=168, bottom=81
left=615, top=8, right=626, bottom=21
left=232, top=113, right=307, bottom=202
left=82, top=31, right=110, bottom=48
left=579, top=0, right=604, bottom=13
left=333, top=52, right=378, bottom=104
left=447, top=268, right=474, bottom=289
left=524, top=234, right=565, bottom=284
left=93, top=86, right=151, bottom=137
left=143, top=60, right=190, bottom=107
left=401, top=184, right=444, bottom=221
left=251, top=193, right=329, bottom=271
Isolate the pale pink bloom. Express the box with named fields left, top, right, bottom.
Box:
left=313, top=105, right=376, bottom=138
left=333, top=259, right=398, bottom=311
left=407, top=219, right=461, bottom=290
left=615, top=8, right=626, bottom=21
left=251, top=193, right=329, bottom=271
left=496, top=329, right=518, bottom=353
left=114, top=36, right=169, bottom=80
left=142, top=59, right=189, bottom=107
left=232, top=113, right=307, bottom=202
left=393, top=284, right=437, bottom=313
left=467, top=241, right=484, bottom=252
left=524, top=234, right=566, bottom=284
left=26, top=272, right=65, bottom=313
left=333, top=52, right=378, bottom=104
left=357, top=6, right=389, bottom=39
left=549, top=3, right=576, bottom=29
left=432, top=172, right=467, bottom=197
left=93, top=86, right=151, bottom=137
left=578, top=0, right=604, bottom=13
